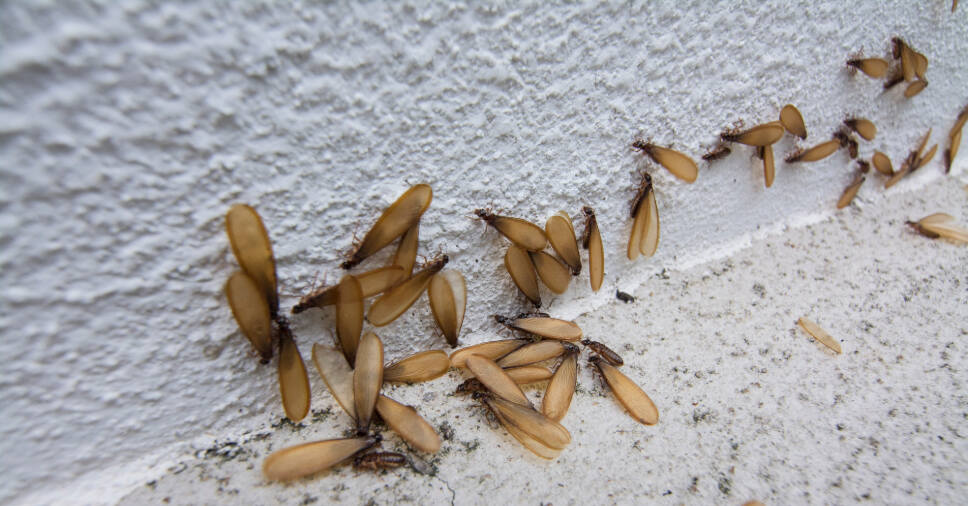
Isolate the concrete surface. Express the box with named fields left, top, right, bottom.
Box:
left=0, top=1, right=966, bottom=504
left=120, top=175, right=968, bottom=505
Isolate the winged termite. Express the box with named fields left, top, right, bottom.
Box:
left=857, top=160, right=871, bottom=173
left=785, top=139, right=840, bottom=163
left=616, top=290, right=635, bottom=303
left=779, top=105, right=807, bottom=139
left=278, top=326, right=310, bottom=422
left=913, top=144, right=938, bottom=171
left=631, top=140, right=699, bottom=183
left=628, top=173, right=659, bottom=260
left=896, top=38, right=915, bottom=82
left=475, top=392, right=569, bottom=459
left=450, top=339, right=529, bottom=368
left=904, top=79, right=927, bottom=98
left=391, top=223, right=420, bottom=276
left=477, top=392, right=571, bottom=449
left=342, top=184, right=433, bottom=269
left=580, top=206, right=604, bottom=292
left=383, top=350, right=450, bottom=383
left=465, top=355, right=532, bottom=406
left=846, top=58, right=889, bottom=78
left=541, top=349, right=577, bottom=422
left=497, top=341, right=576, bottom=368
left=224, top=271, right=273, bottom=361
left=493, top=314, right=583, bottom=342
left=836, top=173, right=866, bottom=209
left=474, top=209, right=548, bottom=251
left=353, top=332, right=384, bottom=434
left=367, top=255, right=448, bottom=326
left=354, top=451, right=408, bottom=471
left=226, top=204, right=278, bottom=316
left=428, top=269, right=466, bottom=347
left=529, top=251, right=572, bottom=294
left=336, top=275, right=364, bottom=364
left=757, top=145, right=775, bottom=188
left=504, top=244, right=541, bottom=307
left=720, top=122, right=785, bottom=146
left=844, top=118, right=876, bottom=141
left=292, top=266, right=406, bottom=313
left=311, top=344, right=357, bottom=421
left=262, top=435, right=380, bottom=481
left=589, top=356, right=659, bottom=425
left=375, top=395, right=442, bottom=453
left=872, top=151, right=894, bottom=175
left=906, top=213, right=968, bottom=243
left=946, top=128, right=962, bottom=173
left=834, top=130, right=859, bottom=159
left=456, top=365, right=554, bottom=393
left=545, top=212, right=581, bottom=275
left=581, top=339, right=624, bottom=366
left=702, top=143, right=731, bottom=161
left=796, top=317, right=842, bottom=354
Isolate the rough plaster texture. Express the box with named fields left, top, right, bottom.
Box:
left=0, top=0, right=965, bottom=504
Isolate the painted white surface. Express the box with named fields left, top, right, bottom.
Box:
left=0, top=1, right=964, bottom=504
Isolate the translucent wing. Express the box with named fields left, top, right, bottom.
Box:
left=722, top=123, right=785, bottom=146
left=375, top=395, right=441, bottom=453
left=503, top=316, right=582, bottom=341
left=592, top=357, right=659, bottom=425
left=336, top=275, right=363, bottom=364
left=542, top=352, right=577, bottom=422
left=391, top=223, right=420, bottom=276
left=797, top=317, right=843, bottom=353
left=497, top=340, right=569, bottom=368
left=263, top=436, right=379, bottom=481
left=504, top=245, right=541, bottom=306
left=780, top=105, right=807, bottom=139
left=529, top=251, right=571, bottom=294
left=224, top=271, right=273, bottom=360
left=311, top=344, right=356, bottom=420
left=428, top=270, right=466, bottom=346
left=450, top=339, right=529, bottom=368
left=545, top=212, right=581, bottom=274
left=278, top=335, right=310, bottom=422
left=225, top=204, right=278, bottom=314
left=465, top=355, right=531, bottom=406
left=384, top=350, right=450, bottom=383
left=639, top=185, right=659, bottom=257
left=353, top=332, right=384, bottom=433
left=343, top=184, right=432, bottom=268
left=367, top=257, right=447, bottom=326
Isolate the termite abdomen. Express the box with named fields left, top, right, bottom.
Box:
left=581, top=339, right=625, bottom=366
left=354, top=451, right=408, bottom=471
left=615, top=290, right=635, bottom=303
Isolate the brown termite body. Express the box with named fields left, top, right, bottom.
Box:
left=354, top=451, right=408, bottom=471
left=615, top=290, right=635, bottom=303
left=702, top=143, right=731, bottom=161
left=582, top=339, right=625, bottom=366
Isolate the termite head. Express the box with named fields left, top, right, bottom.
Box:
left=421, top=254, right=449, bottom=273
left=473, top=208, right=495, bottom=223
left=563, top=342, right=580, bottom=354
left=470, top=390, right=491, bottom=402
left=455, top=378, right=485, bottom=394
left=784, top=148, right=806, bottom=163
left=857, top=160, right=871, bottom=173
left=587, top=354, right=603, bottom=367
left=631, top=139, right=655, bottom=156
left=581, top=206, right=595, bottom=218
left=891, top=37, right=906, bottom=59
left=492, top=314, right=513, bottom=326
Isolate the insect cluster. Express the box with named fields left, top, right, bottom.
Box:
left=220, top=33, right=967, bottom=485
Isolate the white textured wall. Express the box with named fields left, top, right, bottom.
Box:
left=0, top=1, right=964, bottom=503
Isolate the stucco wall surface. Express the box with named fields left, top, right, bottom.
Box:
left=0, top=0, right=965, bottom=504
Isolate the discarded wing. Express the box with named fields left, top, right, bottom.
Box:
left=465, top=355, right=532, bottom=406
left=914, top=144, right=938, bottom=171
left=908, top=213, right=968, bottom=243
left=375, top=395, right=442, bottom=453
left=529, top=251, right=572, bottom=294
left=292, top=266, right=406, bottom=313
left=428, top=269, right=467, bottom=347
left=449, top=339, right=529, bottom=368
left=871, top=151, right=894, bottom=175
left=721, top=122, right=785, bottom=146
left=632, top=141, right=699, bottom=183
left=353, top=332, right=384, bottom=434
left=628, top=173, right=659, bottom=260
left=475, top=210, right=548, bottom=251
left=391, top=223, right=420, bottom=276
left=336, top=275, right=364, bottom=364
left=582, top=339, right=624, bottom=366
left=505, top=244, right=541, bottom=307
left=224, top=271, right=273, bottom=361
left=904, top=80, right=927, bottom=98
left=367, top=255, right=448, bottom=326
left=311, top=344, right=357, bottom=420
left=495, top=314, right=583, bottom=342
left=278, top=333, right=310, bottom=422
left=785, top=139, right=840, bottom=163
left=796, top=317, right=843, bottom=354
left=225, top=204, right=279, bottom=315
left=946, top=128, right=962, bottom=173
left=384, top=350, right=450, bottom=383
left=263, top=436, right=380, bottom=481
left=758, top=145, right=775, bottom=188
left=590, top=356, right=659, bottom=425
left=581, top=206, right=604, bottom=292
left=780, top=105, right=807, bottom=139
left=545, top=212, right=582, bottom=275
left=847, top=58, right=889, bottom=78
left=541, top=350, right=577, bottom=422
left=497, top=340, right=573, bottom=368
left=342, top=184, right=433, bottom=269
left=836, top=174, right=865, bottom=209
left=844, top=118, right=876, bottom=141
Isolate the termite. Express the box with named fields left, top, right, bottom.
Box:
left=631, top=140, right=699, bottom=183
left=493, top=313, right=583, bottom=341
left=846, top=58, right=889, bottom=79
left=427, top=269, right=467, bottom=347
left=720, top=122, right=785, bottom=146
left=588, top=356, right=659, bottom=425
left=474, top=209, right=548, bottom=251
left=342, top=184, right=432, bottom=269
left=627, top=172, right=659, bottom=261
left=366, top=254, right=448, bottom=326
left=844, top=118, right=877, bottom=141
left=836, top=173, right=866, bottom=209
left=580, top=206, right=604, bottom=292
left=615, top=290, right=635, bottom=303
left=473, top=391, right=571, bottom=459
left=263, top=435, right=381, bottom=481
left=906, top=213, right=968, bottom=243
left=785, top=139, right=841, bottom=163
left=582, top=339, right=625, bottom=366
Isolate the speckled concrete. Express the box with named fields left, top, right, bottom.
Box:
left=119, top=176, right=968, bottom=505
left=1, top=1, right=966, bottom=504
